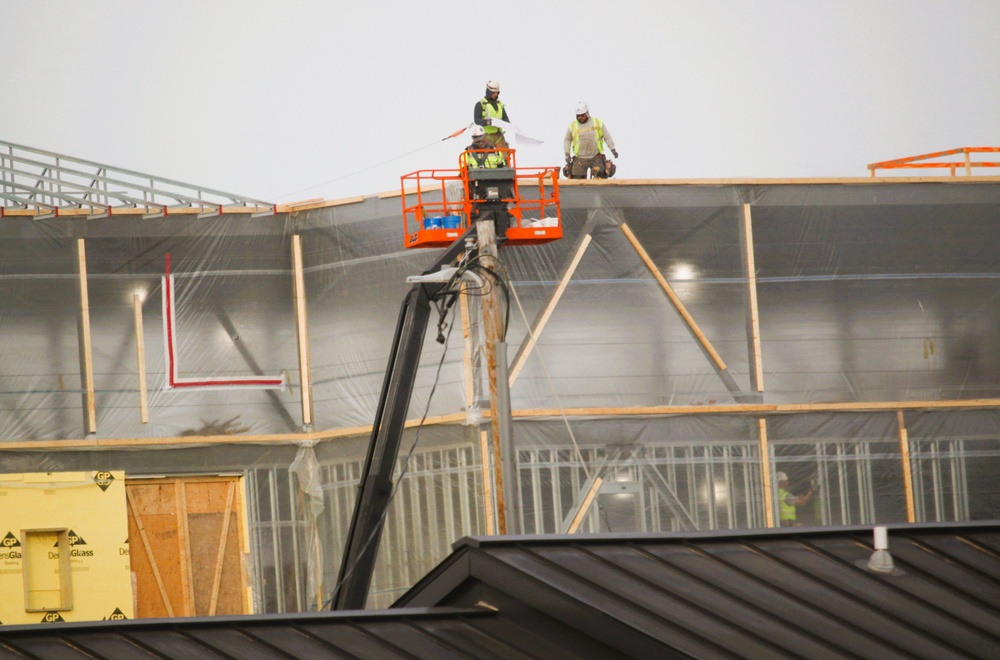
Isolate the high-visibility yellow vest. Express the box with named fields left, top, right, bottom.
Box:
left=462, top=148, right=506, bottom=170
left=569, top=118, right=605, bottom=155
left=778, top=487, right=796, bottom=522
left=478, top=99, right=505, bottom=134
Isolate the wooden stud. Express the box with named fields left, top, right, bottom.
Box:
left=291, top=234, right=313, bottom=426
left=176, top=481, right=195, bottom=616
left=460, top=282, right=476, bottom=410
left=757, top=419, right=775, bottom=528
left=567, top=477, right=604, bottom=534
left=897, top=410, right=916, bottom=522
left=133, top=294, right=149, bottom=424
left=476, top=217, right=507, bottom=535
left=75, top=239, right=97, bottom=434
left=621, top=223, right=727, bottom=372
left=508, top=233, right=592, bottom=387
left=208, top=481, right=236, bottom=615
left=479, top=430, right=495, bottom=535
left=741, top=204, right=765, bottom=392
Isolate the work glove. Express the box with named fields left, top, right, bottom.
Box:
left=612, top=149, right=619, bottom=158
left=565, top=155, right=572, bottom=165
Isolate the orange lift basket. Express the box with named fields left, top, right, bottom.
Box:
left=401, top=148, right=562, bottom=248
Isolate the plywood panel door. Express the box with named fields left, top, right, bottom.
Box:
left=126, top=476, right=250, bottom=618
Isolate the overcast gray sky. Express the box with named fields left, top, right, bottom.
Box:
left=3, top=1, right=999, bottom=203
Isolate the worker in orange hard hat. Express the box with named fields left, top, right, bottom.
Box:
left=473, top=80, right=511, bottom=150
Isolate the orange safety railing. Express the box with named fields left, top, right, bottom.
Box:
left=868, top=147, right=1000, bottom=177
left=401, top=149, right=562, bottom=248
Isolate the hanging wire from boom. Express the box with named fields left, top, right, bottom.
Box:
left=271, top=126, right=473, bottom=202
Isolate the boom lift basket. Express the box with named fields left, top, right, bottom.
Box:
left=401, top=149, right=562, bottom=248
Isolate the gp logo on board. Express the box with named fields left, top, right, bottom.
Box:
left=50, top=531, right=94, bottom=558
left=42, top=612, right=66, bottom=623
left=104, top=607, right=128, bottom=621
left=94, top=470, right=116, bottom=491
left=1, top=532, right=21, bottom=560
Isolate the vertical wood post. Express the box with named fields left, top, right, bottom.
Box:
left=740, top=204, right=774, bottom=527
left=897, top=410, right=916, bottom=522
left=741, top=204, right=765, bottom=393
left=476, top=218, right=507, bottom=534
left=479, top=430, right=496, bottom=535
left=291, top=234, right=314, bottom=427
left=75, top=238, right=97, bottom=435
left=758, top=418, right=775, bottom=528
left=133, top=294, right=149, bottom=424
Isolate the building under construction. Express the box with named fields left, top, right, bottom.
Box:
left=1, top=141, right=1000, bottom=655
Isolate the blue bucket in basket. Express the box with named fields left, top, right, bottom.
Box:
left=441, top=215, right=461, bottom=229
left=423, top=216, right=443, bottom=230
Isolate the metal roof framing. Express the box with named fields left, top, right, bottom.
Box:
left=0, top=140, right=274, bottom=219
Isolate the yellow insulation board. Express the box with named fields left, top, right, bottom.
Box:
left=0, top=471, right=133, bottom=625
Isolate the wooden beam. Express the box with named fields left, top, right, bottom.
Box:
left=291, top=234, right=313, bottom=427
left=176, top=481, right=195, bottom=616
left=133, top=294, right=149, bottom=424
left=75, top=239, right=97, bottom=434
left=208, top=481, right=236, bottom=615
left=508, top=233, right=592, bottom=387
left=897, top=410, right=916, bottom=523
left=476, top=219, right=507, bottom=535
left=620, top=223, right=727, bottom=372
left=567, top=477, right=603, bottom=534
left=6, top=398, right=1000, bottom=451
left=741, top=204, right=765, bottom=392
left=460, top=282, right=477, bottom=410
left=479, top=430, right=495, bottom=535
left=757, top=419, right=775, bottom=528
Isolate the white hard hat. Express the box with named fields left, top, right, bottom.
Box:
left=575, top=101, right=589, bottom=115
left=486, top=80, right=500, bottom=92
left=776, top=471, right=788, bottom=482
left=470, top=125, right=486, bottom=137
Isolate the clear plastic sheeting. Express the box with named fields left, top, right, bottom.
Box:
left=2, top=180, right=1000, bottom=612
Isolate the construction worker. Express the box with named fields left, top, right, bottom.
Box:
left=461, top=125, right=507, bottom=170
left=462, top=125, right=511, bottom=234
left=776, top=471, right=817, bottom=527
left=473, top=80, right=511, bottom=150
left=563, top=102, right=618, bottom=179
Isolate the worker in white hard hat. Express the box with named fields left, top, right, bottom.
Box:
left=473, top=80, right=511, bottom=150
left=462, top=123, right=512, bottom=235
left=563, top=101, right=618, bottom=179
left=776, top=471, right=817, bottom=527
left=462, top=124, right=507, bottom=170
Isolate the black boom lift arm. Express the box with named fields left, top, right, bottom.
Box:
left=331, top=225, right=478, bottom=610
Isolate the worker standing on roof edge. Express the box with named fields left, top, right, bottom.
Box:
left=777, top=471, right=817, bottom=527
left=474, top=80, right=511, bottom=150
left=564, top=102, right=618, bottom=179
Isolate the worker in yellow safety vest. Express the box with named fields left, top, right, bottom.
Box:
left=461, top=125, right=507, bottom=170
left=564, top=101, right=618, bottom=179
left=777, top=471, right=817, bottom=527
left=462, top=125, right=511, bottom=233
left=473, top=80, right=511, bottom=150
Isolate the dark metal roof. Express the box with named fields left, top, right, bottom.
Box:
left=396, top=522, right=1000, bottom=659
left=2, top=523, right=999, bottom=659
